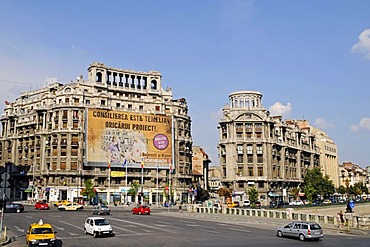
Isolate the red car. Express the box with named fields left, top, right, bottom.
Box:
left=35, top=200, right=50, bottom=210
left=131, top=205, right=151, bottom=215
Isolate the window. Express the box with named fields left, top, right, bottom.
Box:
left=248, top=166, right=253, bottom=176
left=155, top=106, right=160, bottom=111
left=237, top=154, right=243, bottom=163
left=101, top=100, right=106, bottom=106
left=258, top=166, right=263, bottom=176
left=236, top=133, right=242, bottom=139
left=258, top=181, right=264, bottom=188
left=256, top=145, right=263, bottom=154
left=237, top=145, right=243, bottom=154
left=247, top=145, right=253, bottom=154
left=257, top=155, right=263, bottom=163
left=247, top=155, right=253, bottom=163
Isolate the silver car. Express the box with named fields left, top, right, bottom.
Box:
left=92, top=205, right=111, bottom=215
left=276, top=221, right=323, bottom=241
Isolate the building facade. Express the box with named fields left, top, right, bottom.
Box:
left=0, top=62, right=193, bottom=205
left=191, top=146, right=211, bottom=202
left=217, top=91, right=320, bottom=205
left=294, top=120, right=340, bottom=187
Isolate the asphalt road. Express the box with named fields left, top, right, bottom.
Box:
left=3, top=205, right=370, bottom=247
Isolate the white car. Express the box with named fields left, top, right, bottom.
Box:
left=84, top=217, right=114, bottom=238
left=243, top=200, right=250, bottom=207
left=289, top=200, right=304, bottom=206
left=58, top=203, right=84, bottom=211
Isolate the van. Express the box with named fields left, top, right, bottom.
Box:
left=243, top=200, right=250, bottom=207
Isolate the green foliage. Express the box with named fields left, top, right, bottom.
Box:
left=303, top=167, right=335, bottom=201
left=128, top=180, right=140, bottom=196
left=337, top=185, right=346, bottom=195
left=248, top=187, right=258, bottom=206
left=82, top=179, right=95, bottom=202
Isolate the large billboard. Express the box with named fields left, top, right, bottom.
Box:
left=86, top=109, right=172, bottom=169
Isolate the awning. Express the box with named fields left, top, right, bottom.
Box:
left=24, top=188, right=33, bottom=193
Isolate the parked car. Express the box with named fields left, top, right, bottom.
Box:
left=276, top=221, right=323, bottom=241
left=84, top=217, right=113, bottom=238
left=242, top=200, right=250, bottom=207
left=58, top=202, right=84, bottom=211
left=92, top=205, right=111, bottom=215
left=289, top=200, right=304, bottom=206
left=227, top=201, right=240, bottom=208
left=53, top=200, right=71, bottom=207
left=253, top=201, right=262, bottom=208
left=26, top=219, right=57, bottom=246
left=131, top=205, right=151, bottom=215
left=4, top=202, right=24, bottom=213
left=270, top=201, right=288, bottom=208
left=35, top=200, right=50, bottom=210
left=322, top=199, right=332, bottom=205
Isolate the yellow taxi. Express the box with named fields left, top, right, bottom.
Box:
left=227, top=201, right=240, bottom=208
left=53, top=200, right=71, bottom=207
left=57, top=202, right=84, bottom=211
left=26, top=219, right=57, bottom=246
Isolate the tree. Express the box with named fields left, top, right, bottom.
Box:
left=248, top=187, right=258, bottom=207
left=128, top=180, right=140, bottom=197
left=303, top=167, right=335, bottom=202
left=291, top=187, right=300, bottom=200
left=337, top=185, right=346, bottom=195
left=82, top=179, right=95, bottom=204
left=217, top=187, right=232, bottom=197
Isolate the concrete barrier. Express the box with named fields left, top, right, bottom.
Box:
left=189, top=205, right=368, bottom=229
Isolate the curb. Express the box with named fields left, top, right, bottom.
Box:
left=0, top=236, right=11, bottom=246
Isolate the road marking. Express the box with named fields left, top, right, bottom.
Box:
left=14, top=226, right=24, bottom=232
left=198, top=229, right=218, bottom=233
left=109, top=218, right=177, bottom=233
left=59, top=220, right=83, bottom=231
left=228, top=227, right=251, bottom=233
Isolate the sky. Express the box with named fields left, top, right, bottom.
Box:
left=1, top=1, right=370, bottom=168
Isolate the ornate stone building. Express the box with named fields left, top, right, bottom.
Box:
left=0, top=62, right=192, bottom=204
left=218, top=91, right=320, bottom=205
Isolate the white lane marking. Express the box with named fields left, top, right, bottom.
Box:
left=109, top=218, right=177, bottom=233
left=198, top=228, right=218, bottom=233
left=14, top=226, right=24, bottom=232
left=59, top=220, right=83, bottom=231
left=228, top=227, right=251, bottom=233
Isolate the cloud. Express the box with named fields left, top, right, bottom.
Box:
left=350, top=117, right=370, bottom=132
left=351, top=28, right=370, bottom=59
left=268, top=102, right=292, bottom=117
left=313, top=117, right=335, bottom=129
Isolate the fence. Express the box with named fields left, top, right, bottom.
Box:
left=189, top=205, right=370, bottom=229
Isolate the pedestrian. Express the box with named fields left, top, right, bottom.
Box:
left=337, top=211, right=344, bottom=228
left=179, top=203, right=182, bottom=213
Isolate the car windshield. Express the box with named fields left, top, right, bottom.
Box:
left=32, top=228, right=53, bottom=234
left=310, top=223, right=321, bottom=230
left=94, top=219, right=109, bottom=226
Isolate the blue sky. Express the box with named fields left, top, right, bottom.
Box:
left=1, top=1, right=370, bottom=168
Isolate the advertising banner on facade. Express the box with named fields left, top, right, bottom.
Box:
left=86, top=109, right=172, bottom=169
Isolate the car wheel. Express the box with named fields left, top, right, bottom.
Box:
left=93, top=231, right=98, bottom=238
left=299, top=234, right=305, bottom=241
left=277, top=230, right=283, bottom=237
left=16, top=208, right=21, bottom=213
left=107, top=212, right=110, bottom=215
left=139, top=211, right=142, bottom=215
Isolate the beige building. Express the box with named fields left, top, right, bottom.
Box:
left=191, top=146, right=211, bottom=201
left=218, top=91, right=320, bottom=205
left=294, top=120, right=340, bottom=187
left=0, top=62, right=192, bottom=204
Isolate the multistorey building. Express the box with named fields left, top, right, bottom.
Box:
left=218, top=91, right=320, bottom=205
left=294, top=120, right=340, bottom=187
left=0, top=62, right=192, bottom=205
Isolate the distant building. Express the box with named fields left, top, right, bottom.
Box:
left=339, top=162, right=368, bottom=188
left=293, top=120, right=340, bottom=187
left=218, top=91, right=320, bottom=205
left=191, top=146, right=211, bottom=201
left=0, top=62, right=192, bottom=204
